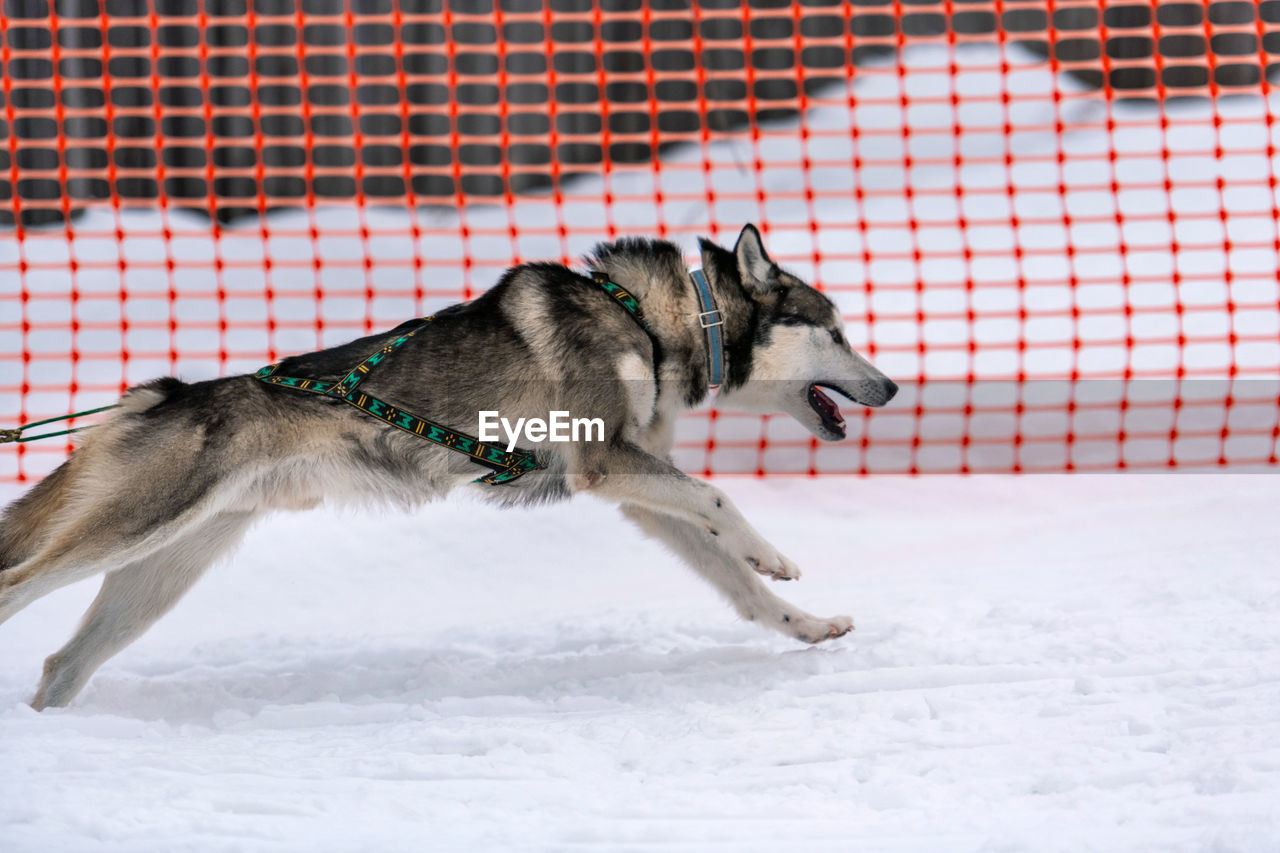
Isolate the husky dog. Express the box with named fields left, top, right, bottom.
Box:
left=0, top=224, right=896, bottom=710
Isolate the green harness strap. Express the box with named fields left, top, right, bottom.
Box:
left=252, top=273, right=651, bottom=486
left=254, top=318, right=541, bottom=486
left=590, top=271, right=654, bottom=336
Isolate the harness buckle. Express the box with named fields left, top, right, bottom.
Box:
left=698, top=309, right=724, bottom=329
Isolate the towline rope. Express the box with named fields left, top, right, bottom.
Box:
left=0, top=405, right=120, bottom=444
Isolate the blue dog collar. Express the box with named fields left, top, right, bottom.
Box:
left=689, top=268, right=724, bottom=393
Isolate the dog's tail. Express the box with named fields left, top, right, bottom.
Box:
left=107, top=377, right=184, bottom=421
left=0, top=378, right=184, bottom=572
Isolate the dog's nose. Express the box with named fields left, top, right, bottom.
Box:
left=881, top=377, right=899, bottom=404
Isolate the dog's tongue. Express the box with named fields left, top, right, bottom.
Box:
left=808, top=385, right=845, bottom=433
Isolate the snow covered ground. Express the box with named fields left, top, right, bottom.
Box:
left=2, top=474, right=1279, bottom=851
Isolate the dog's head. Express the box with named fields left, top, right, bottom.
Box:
left=702, top=224, right=897, bottom=441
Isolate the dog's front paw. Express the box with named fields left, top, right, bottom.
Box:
left=787, top=613, right=853, bottom=644
left=745, top=550, right=801, bottom=582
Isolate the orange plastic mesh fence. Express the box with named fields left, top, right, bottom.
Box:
left=3, top=0, right=1279, bottom=480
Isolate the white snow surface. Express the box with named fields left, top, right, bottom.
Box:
left=3, top=474, right=1279, bottom=851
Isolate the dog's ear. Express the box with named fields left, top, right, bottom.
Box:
left=698, top=225, right=780, bottom=300
left=734, top=224, right=777, bottom=290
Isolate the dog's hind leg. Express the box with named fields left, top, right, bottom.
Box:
left=621, top=504, right=852, bottom=645
left=31, top=510, right=255, bottom=710
left=0, top=460, right=76, bottom=572
left=0, top=469, right=228, bottom=629
left=0, top=377, right=243, bottom=628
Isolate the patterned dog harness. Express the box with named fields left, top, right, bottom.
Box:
left=254, top=272, right=653, bottom=486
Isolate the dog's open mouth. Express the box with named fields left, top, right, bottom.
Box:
left=807, top=384, right=846, bottom=438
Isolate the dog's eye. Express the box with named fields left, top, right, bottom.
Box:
left=830, top=329, right=844, bottom=345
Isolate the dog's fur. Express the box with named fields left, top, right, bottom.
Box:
left=0, top=225, right=896, bottom=710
